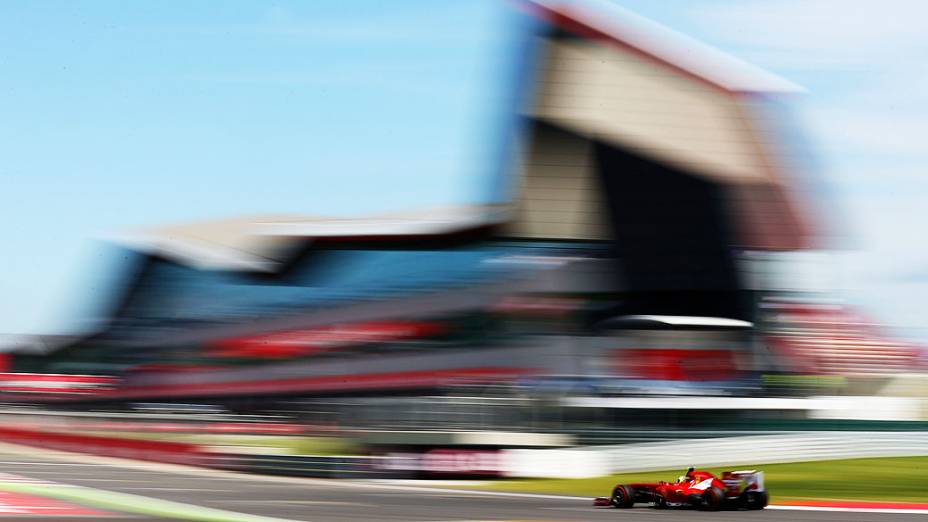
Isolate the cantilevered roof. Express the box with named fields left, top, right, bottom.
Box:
left=253, top=204, right=509, bottom=238
left=529, top=0, right=801, bottom=95
left=107, top=205, right=509, bottom=272
left=105, top=214, right=308, bottom=272
left=516, top=0, right=813, bottom=250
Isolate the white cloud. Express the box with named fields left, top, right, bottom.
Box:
left=683, top=0, right=928, bottom=165
left=689, top=0, right=928, bottom=69
left=807, top=107, right=928, bottom=159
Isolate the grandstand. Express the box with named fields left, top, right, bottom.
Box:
left=763, top=300, right=922, bottom=375
left=7, top=0, right=865, bottom=411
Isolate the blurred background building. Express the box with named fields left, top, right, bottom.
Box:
left=2, top=0, right=924, bottom=441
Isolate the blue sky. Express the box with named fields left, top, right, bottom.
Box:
left=2, top=1, right=927, bottom=339
left=0, top=0, right=527, bottom=333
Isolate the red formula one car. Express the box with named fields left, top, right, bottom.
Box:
left=593, top=468, right=768, bottom=510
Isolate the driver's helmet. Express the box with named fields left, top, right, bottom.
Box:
left=679, top=467, right=695, bottom=483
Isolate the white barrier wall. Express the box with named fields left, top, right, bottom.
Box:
left=809, top=396, right=925, bottom=421
left=564, top=395, right=928, bottom=421
left=501, top=449, right=610, bottom=479
left=502, top=431, right=928, bottom=477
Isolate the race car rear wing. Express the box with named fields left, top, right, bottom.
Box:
left=722, top=470, right=765, bottom=494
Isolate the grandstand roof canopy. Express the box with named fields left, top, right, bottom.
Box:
left=529, top=0, right=802, bottom=95
left=106, top=205, right=508, bottom=271
left=514, top=0, right=812, bottom=250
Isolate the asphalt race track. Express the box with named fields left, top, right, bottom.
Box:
left=0, top=443, right=923, bottom=522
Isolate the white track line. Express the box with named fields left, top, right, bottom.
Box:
left=769, top=505, right=928, bottom=515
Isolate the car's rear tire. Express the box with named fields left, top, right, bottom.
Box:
left=611, top=485, right=635, bottom=509
left=700, top=486, right=725, bottom=511
left=743, top=491, right=768, bottom=510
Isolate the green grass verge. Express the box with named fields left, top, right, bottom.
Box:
left=472, top=457, right=928, bottom=502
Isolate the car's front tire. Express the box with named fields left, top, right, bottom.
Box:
left=611, top=485, right=635, bottom=509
